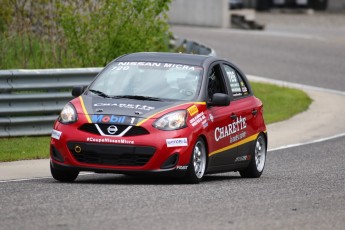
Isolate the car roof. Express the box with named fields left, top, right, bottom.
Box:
left=115, top=52, right=217, bottom=66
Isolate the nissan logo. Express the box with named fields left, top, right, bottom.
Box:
left=107, top=125, right=118, bottom=135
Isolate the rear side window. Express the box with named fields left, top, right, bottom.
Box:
left=223, top=65, right=249, bottom=98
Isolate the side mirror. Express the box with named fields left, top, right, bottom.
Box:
left=208, top=93, right=231, bottom=106
left=72, top=86, right=86, bottom=97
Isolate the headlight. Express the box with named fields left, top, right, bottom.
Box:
left=59, top=103, right=77, bottom=124
left=153, top=110, right=187, bottom=131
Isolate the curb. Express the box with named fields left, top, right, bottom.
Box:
left=248, top=75, right=345, bottom=151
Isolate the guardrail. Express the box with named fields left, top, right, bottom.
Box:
left=0, top=39, right=216, bottom=137
left=0, top=68, right=101, bottom=137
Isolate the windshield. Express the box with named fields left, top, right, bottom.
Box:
left=88, top=61, right=203, bottom=101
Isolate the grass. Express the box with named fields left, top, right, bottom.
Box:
left=0, top=82, right=312, bottom=162
left=251, top=82, right=312, bottom=124
left=0, top=136, right=50, bottom=162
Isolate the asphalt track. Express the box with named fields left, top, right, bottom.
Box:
left=1, top=13, right=345, bottom=230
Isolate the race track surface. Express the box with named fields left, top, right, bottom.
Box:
left=1, top=13, right=345, bottom=230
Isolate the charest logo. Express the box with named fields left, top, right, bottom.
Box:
left=214, top=116, right=247, bottom=142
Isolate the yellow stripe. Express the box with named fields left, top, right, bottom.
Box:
left=209, top=132, right=260, bottom=157
left=136, top=102, right=206, bottom=126
left=79, top=96, right=92, bottom=123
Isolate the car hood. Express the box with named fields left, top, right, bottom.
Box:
left=75, top=95, right=197, bottom=125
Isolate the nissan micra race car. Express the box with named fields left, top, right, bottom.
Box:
left=50, top=52, right=267, bottom=183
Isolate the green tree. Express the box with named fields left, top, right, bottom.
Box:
left=0, top=0, right=171, bottom=69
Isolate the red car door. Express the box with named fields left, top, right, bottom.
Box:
left=203, top=63, right=242, bottom=172
left=205, top=63, right=263, bottom=173
left=222, top=64, right=264, bottom=164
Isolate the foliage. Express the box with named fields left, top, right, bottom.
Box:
left=57, top=0, right=171, bottom=66
left=0, top=0, right=67, bottom=68
left=0, top=0, right=171, bottom=69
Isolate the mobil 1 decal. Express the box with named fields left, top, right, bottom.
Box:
left=214, top=116, right=247, bottom=143
left=91, top=114, right=138, bottom=125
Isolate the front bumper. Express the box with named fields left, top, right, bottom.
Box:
left=50, top=159, right=186, bottom=177
left=50, top=121, right=196, bottom=175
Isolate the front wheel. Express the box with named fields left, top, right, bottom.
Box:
left=50, top=163, right=79, bottom=182
left=239, top=133, right=267, bottom=178
left=184, top=138, right=207, bottom=184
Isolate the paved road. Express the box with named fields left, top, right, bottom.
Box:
left=173, top=12, right=345, bottom=92
left=1, top=137, right=345, bottom=230
left=1, top=13, right=345, bottom=230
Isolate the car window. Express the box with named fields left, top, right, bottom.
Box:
left=89, top=62, right=203, bottom=101
left=223, top=65, right=249, bottom=98
left=207, top=64, right=227, bottom=101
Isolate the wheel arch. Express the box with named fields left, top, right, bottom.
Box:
left=261, top=131, right=268, bottom=151
left=198, top=134, right=210, bottom=169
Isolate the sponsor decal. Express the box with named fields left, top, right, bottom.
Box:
left=187, top=105, right=199, bottom=116
left=118, top=62, right=162, bottom=67
left=202, top=120, right=208, bottom=129
left=166, top=138, right=188, bottom=147
left=86, top=137, right=134, bottom=144
left=91, top=115, right=137, bottom=125
left=230, top=82, right=242, bottom=94
left=176, top=166, right=188, bottom=170
left=240, top=81, right=248, bottom=93
left=51, top=129, right=62, bottom=140
left=111, top=65, right=130, bottom=71
left=116, top=62, right=197, bottom=71
left=209, top=114, right=214, bottom=122
left=162, top=63, right=196, bottom=70
left=214, top=116, right=247, bottom=142
left=93, top=103, right=155, bottom=111
left=92, top=115, right=126, bottom=124
left=227, top=70, right=237, bottom=82
left=235, top=155, right=251, bottom=162
left=189, top=112, right=206, bottom=127
left=230, top=131, right=247, bottom=143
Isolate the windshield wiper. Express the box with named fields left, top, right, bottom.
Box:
left=88, top=89, right=111, bottom=98
left=112, top=95, right=162, bottom=101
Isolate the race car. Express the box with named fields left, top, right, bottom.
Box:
left=50, top=52, right=267, bottom=183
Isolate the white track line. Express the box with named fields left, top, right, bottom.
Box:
left=0, top=172, right=94, bottom=183
left=269, top=132, right=345, bottom=152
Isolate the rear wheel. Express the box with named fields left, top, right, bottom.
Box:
left=184, top=138, right=207, bottom=184
left=240, top=133, right=266, bottom=178
left=50, top=163, right=79, bottom=182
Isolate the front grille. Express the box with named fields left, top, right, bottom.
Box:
left=79, top=124, right=149, bottom=137
left=68, top=142, right=156, bottom=166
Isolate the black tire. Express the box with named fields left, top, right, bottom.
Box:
left=184, top=138, right=207, bottom=184
left=50, top=163, right=79, bottom=182
left=239, top=133, right=267, bottom=178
